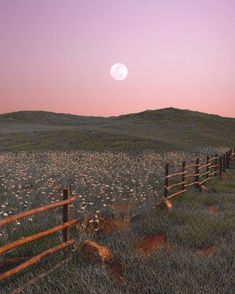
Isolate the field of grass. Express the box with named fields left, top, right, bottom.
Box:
left=0, top=148, right=234, bottom=293
left=1, top=108, right=235, bottom=152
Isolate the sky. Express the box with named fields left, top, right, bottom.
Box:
left=0, top=0, right=235, bottom=117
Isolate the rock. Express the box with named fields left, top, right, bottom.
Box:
left=79, top=240, right=112, bottom=262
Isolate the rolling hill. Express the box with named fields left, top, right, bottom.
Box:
left=0, top=108, right=234, bottom=152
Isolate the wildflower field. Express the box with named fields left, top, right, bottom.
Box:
left=0, top=146, right=234, bottom=293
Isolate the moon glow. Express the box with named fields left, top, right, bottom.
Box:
left=110, top=63, right=128, bottom=80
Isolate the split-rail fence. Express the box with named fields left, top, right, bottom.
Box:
left=0, top=189, right=78, bottom=282
left=156, top=147, right=235, bottom=207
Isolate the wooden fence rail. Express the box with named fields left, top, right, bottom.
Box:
left=157, top=148, right=235, bottom=208
left=0, top=240, right=76, bottom=282
left=0, top=197, right=76, bottom=227
left=0, top=189, right=78, bottom=283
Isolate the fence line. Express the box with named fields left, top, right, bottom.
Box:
left=0, top=189, right=78, bottom=282
left=157, top=147, right=235, bottom=208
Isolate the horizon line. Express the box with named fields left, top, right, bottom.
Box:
left=1, top=107, right=235, bottom=119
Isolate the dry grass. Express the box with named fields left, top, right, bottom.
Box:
left=0, top=149, right=234, bottom=293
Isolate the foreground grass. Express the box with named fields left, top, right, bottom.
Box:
left=1, top=163, right=235, bottom=293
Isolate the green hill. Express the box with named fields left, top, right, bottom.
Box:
left=0, top=107, right=234, bottom=151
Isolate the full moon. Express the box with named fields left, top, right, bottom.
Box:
left=110, top=63, right=128, bottom=80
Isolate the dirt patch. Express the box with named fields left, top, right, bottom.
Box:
left=194, top=245, right=217, bottom=257
left=104, top=261, right=126, bottom=285
left=134, top=234, right=170, bottom=256
left=207, top=205, right=219, bottom=215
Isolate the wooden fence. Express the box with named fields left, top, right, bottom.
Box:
left=157, top=147, right=235, bottom=207
left=0, top=189, right=78, bottom=282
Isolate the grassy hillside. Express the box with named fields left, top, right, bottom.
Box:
left=0, top=108, right=234, bottom=151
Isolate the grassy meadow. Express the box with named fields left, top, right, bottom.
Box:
left=1, top=108, right=235, bottom=152
left=0, top=148, right=234, bottom=293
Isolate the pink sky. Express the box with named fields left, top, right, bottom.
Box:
left=0, top=0, right=235, bottom=117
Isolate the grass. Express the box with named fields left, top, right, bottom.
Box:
left=0, top=129, right=171, bottom=152
left=0, top=159, right=235, bottom=293
left=1, top=107, right=235, bottom=152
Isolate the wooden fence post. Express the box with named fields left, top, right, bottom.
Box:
left=63, top=189, right=70, bottom=243
left=195, top=158, right=201, bottom=191
left=181, top=161, right=186, bottom=191
left=164, top=163, right=169, bottom=198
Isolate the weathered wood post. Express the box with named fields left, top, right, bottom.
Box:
left=195, top=158, right=201, bottom=191
left=164, top=163, right=169, bottom=198
left=181, top=161, right=186, bottom=191
left=63, top=188, right=70, bottom=243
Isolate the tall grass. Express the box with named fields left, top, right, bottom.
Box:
left=0, top=149, right=234, bottom=293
